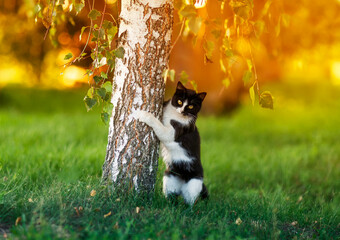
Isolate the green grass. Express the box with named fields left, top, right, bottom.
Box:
left=0, top=84, right=339, bottom=239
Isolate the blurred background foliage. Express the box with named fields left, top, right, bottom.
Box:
left=0, top=0, right=340, bottom=113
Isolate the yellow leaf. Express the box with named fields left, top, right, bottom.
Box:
left=15, top=217, right=22, bottom=226
left=249, top=82, right=256, bottom=106
left=90, top=189, right=96, bottom=197
left=104, top=211, right=112, bottom=218
left=235, top=217, right=242, bottom=225
left=136, top=207, right=140, bottom=214
left=28, top=198, right=34, bottom=203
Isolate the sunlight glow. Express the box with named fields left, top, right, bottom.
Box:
left=195, top=0, right=207, bottom=9
left=61, top=66, right=88, bottom=87
left=106, top=0, right=118, bottom=4
left=331, top=61, right=340, bottom=85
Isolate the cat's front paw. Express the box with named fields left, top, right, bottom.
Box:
left=131, top=110, right=153, bottom=124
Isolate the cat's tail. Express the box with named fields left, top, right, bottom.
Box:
left=200, top=183, right=209, bottom=200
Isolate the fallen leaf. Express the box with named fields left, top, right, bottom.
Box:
left=28, top=198, right=33, bottom=203
left=136, top=207, right=140, bottom=214
left=115, top=198, right=120, bottom=202
left=113, top=221, right=119, bottom=229
left=297, top=195, right=303, bottom=203
left=104, top=211, right=112, bottom=218
left=15, top=217, right=22, bottom=226
left=94, top=208, right=101, bottom=212
left=90, top=189, right=96, bottom=197
left=291, top=221, right=298, bottom=226
left=78, top=206, right=83, bottom=212
left=235, top=217, right=242, bottom=225
left=157, top=230, right=164, bottom=237
left=74, top=207, right=80, bottom=216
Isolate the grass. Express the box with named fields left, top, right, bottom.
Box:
left=0, top=83, right=339, bottom=239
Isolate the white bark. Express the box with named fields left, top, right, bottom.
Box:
left=102, top=0, right=173, bottom=192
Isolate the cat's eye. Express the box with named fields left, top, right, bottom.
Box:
left=188, top=105, right=194, bottom=109
left=177, top=100, right=183, bottom=105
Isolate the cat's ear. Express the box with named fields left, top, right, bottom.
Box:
left=176, top=81, right=186, bottom=90
left=197, top=92, right=207, bottom=101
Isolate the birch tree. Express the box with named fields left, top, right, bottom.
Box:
left=101, top=0, right=173, bottom=192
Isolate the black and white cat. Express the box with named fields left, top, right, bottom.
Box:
left=133, top=82, right=208, bottom=205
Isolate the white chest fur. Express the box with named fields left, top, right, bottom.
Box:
left=160, top=103, right=193, bottom=166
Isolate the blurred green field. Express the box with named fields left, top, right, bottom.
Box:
left=0, top=83, right=339, bottom=239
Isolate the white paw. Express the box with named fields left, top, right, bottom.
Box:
left=131, top=110, right=152, bottom=123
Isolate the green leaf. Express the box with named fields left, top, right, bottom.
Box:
left=249, top=82, right=256, bottom=106
left=101, top=72, right=108, bottom=79
left=74, top=3, right=84, bottom=14
left=225, top=49, right=233, bottom=57
left=281, top=13, right=290, bottom=27
left=103, top=103, right=113, bottom=113
left=203, top=40, right=215, bottom=60
left=79, top=26, right=87, bottom=41
left=229, top=0, right=253, bottom=20
left=168, top=69, right=175, bottom=82
left=101, top=112, right=110, bottom=124
left=179, top=71, right=189, bottom=84
left=104, top=92, right=111, bottom=101
left=242, top=70, right=252, bottom=83
left=211, top=29, right=221, bottom=39
left=102, top=81, right=112, bottom=92
left=56, top=4, right=63, bottom=12
left=260, top=91, right=274, bottom=109
left=222, top=78, right=230, bottom=88
left=246, top=59, right=253, bottom=71
left=97, top=88, right=106, bottom=99
left=107, top=26, right=118, bottom=43
left=190, top=80, right=197, bottom=92
left=34, top=4, right=42, bottom=14
left=254, top=20, right=265, bottom=38
left=98, top=28, right=105, bottom=39
left=219, top=58, right=226, bottom=73
left=188, top=16, right=202, bottom=35
left=87, top=87, right=95, bottom=98
left=102, top=20, right=113, bottom=30
left=179, top=5, right=197, bottom=18
left=88, top=9, right=101, bottom=20
left=84, top=96, right=97, bottom=111
left=114, top=47, right=125, bottom=59
left=64, top=53, right=73, bottom=60
left=93, top=76, right=102, bottom=84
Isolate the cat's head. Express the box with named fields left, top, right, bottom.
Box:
left=171, top=81, right=206, bottom=118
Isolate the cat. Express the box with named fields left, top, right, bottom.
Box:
left=133, top=81, right=208, bottom=205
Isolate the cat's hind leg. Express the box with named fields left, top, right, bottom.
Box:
left=163, top=174, right=183, bottom=198
left=181, top=178, right=203, bottom=205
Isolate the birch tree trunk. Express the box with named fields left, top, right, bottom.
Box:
left=102, top=0, right=173, bottom=192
